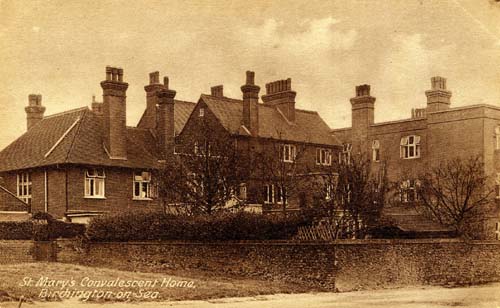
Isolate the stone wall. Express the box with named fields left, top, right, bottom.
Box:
left=56, top=239, right=500, bottom=291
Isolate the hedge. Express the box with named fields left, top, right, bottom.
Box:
left=0, top=212, right=86, bottom=240
left=0, top=221, right=33, bottom=240
left=86, top=210, right=314, bottom=242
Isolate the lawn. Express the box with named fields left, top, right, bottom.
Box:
left=0, top=262, right=309, bottom=303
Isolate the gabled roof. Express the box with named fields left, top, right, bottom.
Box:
left=199, top=94, right=340, bottom=146
left=0, top=107, right=162, bottom=172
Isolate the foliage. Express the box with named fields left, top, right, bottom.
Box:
left=416, top=156, right=493, bottom=238
left=0, top=221, right=33, bottom=240
left=86, top=210, right=314, bottom=242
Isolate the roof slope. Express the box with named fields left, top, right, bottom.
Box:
left=0, top=185, right=29, bottom=212
left=200, top=94, right=339, bottom=145
left=0, top=108, right=162, bottom=172
left=137, top=100, right=196, bottom=134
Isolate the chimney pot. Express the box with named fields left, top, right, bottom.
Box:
left=117, top=68, right=123, bottom=82
left=149, top=71, right=160, bottom=85
left=164, top=76, right=169, bottom=89
left=246, top=71, right=255, bottom=85
left=106, top=66, right=112, bottom=80
left=355, top=84, right=371, bottom=97
left=431, top=76, right=447, bottom=90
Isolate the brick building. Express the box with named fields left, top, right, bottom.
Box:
left=0, top=67, right=338, bottom=222
left=332, top=77, right=500, bottom=239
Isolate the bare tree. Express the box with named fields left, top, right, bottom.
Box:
left=311, top=153, right=388, bottom=239
left=157, top=125, right=250, bottom=215
left=416, top=156, right=494, bottom=237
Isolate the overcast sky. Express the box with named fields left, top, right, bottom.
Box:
left=1, top=0, right=500, bottom=149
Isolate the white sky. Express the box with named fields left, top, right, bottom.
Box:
left=0, top=0, right=499, bottom=149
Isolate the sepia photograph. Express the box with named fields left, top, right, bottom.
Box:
left=1, top=0, right=500, bottom=307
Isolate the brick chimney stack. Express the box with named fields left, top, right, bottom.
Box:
left=101, top=66, right=128, bottom=160
left=142, top=71, right=165, bottom=129
left=425, top=76, right=452, bottom=112
left=241, top=71, right=260, bottom=136
left=157, top=76, right=176, bottom=158
left=211, top=85, right=224, bottom=97
left=25, top=94, right=45, bottom=130
left=262, top=78, right=296, bottom=122
left=350, top=84, right=376, bottom=154
left=91, top=95, right=103, bottom=115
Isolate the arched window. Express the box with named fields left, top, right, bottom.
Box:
left=400, top=135, right=420, bottom=159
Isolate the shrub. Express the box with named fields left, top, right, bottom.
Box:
left=0, top=221, right=33, bottom=240
left=86, top=210, right=313, bottom=242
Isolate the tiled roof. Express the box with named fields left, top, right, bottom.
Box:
left=0, top=108, right=162, bottom=172
left=137, top=100, right=196, bottom=134
left=200, top=94, right=340, bottom=146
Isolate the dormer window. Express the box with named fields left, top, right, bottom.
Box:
left=85, top=169, right=105, bottom=198
left=133, top=171, right=153, bottom=200
left=400, top=135, right=420, bottom=159
left=372, top=140, right=380, bottom=162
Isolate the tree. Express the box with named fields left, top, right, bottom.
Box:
left=416, top=156, right=494, bottom=238
left=312, top=153, right=388, bottom=239
left=157, top=124, right=251, bottom=215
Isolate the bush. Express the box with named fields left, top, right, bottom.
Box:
left=86, top=210, right=313, bottom=242
left=0, top=221, right=33, bottom=240
left=30, top=212, right=86, bottom=240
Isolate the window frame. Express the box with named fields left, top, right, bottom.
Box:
left=372, top=140, right=380, bottom=162
left=264, top=184, right=287, bottom=204
left=17, top=172, right=32, bottom=204
left=84, top=168, right=106, bottom=199
left=339, top=143, right=352, bottom=165
left=399, top=179, right=420, bottom=203
left=495, top=127, right=500, bottom=150
left=316, top=148, right=332, bottom=166
left=400, top=135, right=421, bottom=159
left=280, top=144, right=296, bottom=163
left=199, top=107, right=205, bottom=117
left=133, top=171, right=153, bottom=200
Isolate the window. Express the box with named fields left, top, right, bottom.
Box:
left=399, top=179, right=420, bottom=203
left=194, top=142, right=199, bottom=155
left=400, top=135, right=420, bottom=159
left=496, top=222, right=500, bottom=241
left=199, top=107, right=205, bottom=117
left=339, top=143, right=352, bottom=165
left=133, top=171, right=153, bottom=200
left=84, top=169, right=105, bottom=198
left=17, top=173, right=32, bottom=204
left=264, top=184, right=287, bottom=204
left=372, top=140, right=380, bottom=162
left=316, top=148, right=332, bottom=166
left=496, top=127, right=500, bottom=150
left=239, top=183, right=247, bottom=200
left=280, top=144, right=296, bottom=163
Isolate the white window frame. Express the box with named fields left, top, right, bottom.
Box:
left=339, top=143, right=352, bottom=165
left=264, top=184, right=287, bottom=204
left=400, top=135, right=421, bottom=159
left=495, top=173, right=500, bottom=199
left=495, top=127, right=500, bottom=150
left=316, top=148, right=332, bottom=166
left=372, top=140, right=380, bottom=162
left=84, top=169, right=106, bottom=198
left=199, top=107, right=205, bottom=117
left=133, top=171, right=153, bottom=200
left=399, top=179, right=420, bottom=203
left=280, top=144, right=296, bottom=163
left=239, top=183, right=247, bottom=200
left=17, top=172, right=32, bottom=204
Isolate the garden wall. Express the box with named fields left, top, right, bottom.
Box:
left=0, top=240, right=33, bottom=264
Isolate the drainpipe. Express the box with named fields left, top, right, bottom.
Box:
left=44, top=170, right=48, bottom=212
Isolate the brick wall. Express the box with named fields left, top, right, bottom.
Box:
left=55, top=239, right=500, bottom=291
left=0, top=240, right=33, bottom=264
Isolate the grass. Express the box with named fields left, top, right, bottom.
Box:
left=0, top=263, right=310, bottom=303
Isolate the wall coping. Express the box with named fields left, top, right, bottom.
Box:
left=55, top=238, right=500, bottom=246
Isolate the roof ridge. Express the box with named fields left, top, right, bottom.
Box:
left=63, top=109, right=87, bottom=163
left=44, top=106, right=89, bottom=119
